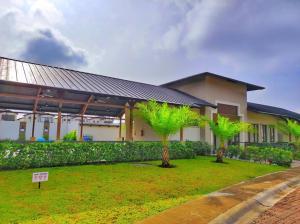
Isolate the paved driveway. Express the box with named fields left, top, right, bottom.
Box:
left=251, top=187, right=300, bottom=224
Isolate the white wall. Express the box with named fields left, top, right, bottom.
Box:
left=183, top=127, right=201, bottom=141
left=82, top=126, right=119, bottom=141
left=0, top=120, right=20, bottom=140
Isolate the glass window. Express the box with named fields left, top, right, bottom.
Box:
left=248, top=124, right=259, bottom=143
left=262, top=125, right=268, bottom=142
left=269, top=125, right=275, bottom=143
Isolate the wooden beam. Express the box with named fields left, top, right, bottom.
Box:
left=180, top=128, right=184, bottom=142
left=33, top=88, right=42, bottom=113
left=31, top=88, right=42, bottom=141
left=79, top=115, right=84, bottom=141
left=80, top=95, right=94, bottom=115
left=30, top=113, right=36, bottom=141
left=125, top=103, right=134, bottom=141
left=56, top=102, right=63, bottom=141
left=0, top=92, right=124, bottom=109
left=119, top=116, right=122, bottom=140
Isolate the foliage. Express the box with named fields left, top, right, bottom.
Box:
left=0, top=141, right=196, bottom=170
left=277, top=119, right=300, bottom=142
left=246, top=142, right=295, bottom=151
left=224, top=145, right=293, bottom=167
left=203, top=114, right=251, bottom=162
left=0, top=156, right=285, bottom=224
left=208, top=115, right=250, bottom=143
left=136, top=100, right=198, bottom=137
left=225, top=145, right=242, bottom=158
left=63, top=130, right=77, bottom=141
left=135, top=100, right=198, bottom=167
left=185, top=141, right=211, bottom=156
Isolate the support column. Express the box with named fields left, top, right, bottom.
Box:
left=180, top=128, right=184, bottom=142
left=56, top=103, right=62, bottom=141
left=199, top=107, right=206, bottom=142
left=79, top=115, right=84, bottom=141
left=30, top=113, right=36, bottom=141
left=31, top=87, right=42, bottom=142
left=119, top=116, right=122, bottom=140
left=125, top=103, right=133, bottom=141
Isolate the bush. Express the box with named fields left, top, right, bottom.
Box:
left=0, top=141, right=197, bottom=170
left=185, top=141, right=211, bottom=156
left=225, top=145, right=242, bottom=158
left=63, top=130, right=77, bottom=141
left=246, top=146, right=292, bottom=167
left=224, top=145, right=293, bottom=167
left=247, top=142, right=295, bottom=151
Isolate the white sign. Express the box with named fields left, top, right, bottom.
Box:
left=32, top=172, right=48, bottom=183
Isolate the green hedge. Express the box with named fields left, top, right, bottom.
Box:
left=225, top=145, right=293, bottom=167
left=0, top=141, right=211, bottom=170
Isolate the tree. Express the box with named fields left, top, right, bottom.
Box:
left=135, top=100, right=198, bottom=167
left=206, top=114, right=250, bottom=163
left=277, top=119, right=300, bottom=148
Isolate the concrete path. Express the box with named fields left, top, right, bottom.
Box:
left=139, top=167, right=300, bottom=224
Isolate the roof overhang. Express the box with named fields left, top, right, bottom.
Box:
left=161, top=72, right=265, bottom=91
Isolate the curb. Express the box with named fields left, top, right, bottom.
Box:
left=209, top=176, right=300, bottom=224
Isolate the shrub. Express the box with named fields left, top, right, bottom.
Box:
left=246, top=146, right=292, bottom=167
left=63, top=130, right=77, bottom=141
left=224, top=145, right=293, bottom=167
left=185, top=141, right=211, bottom=156
left=0, top=141, right=197, bottom=170
left=225, top=145, right=242, bottom=158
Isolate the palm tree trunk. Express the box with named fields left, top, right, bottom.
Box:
left=216, top=140, right=225, bottom=163
left=161, top=136, right=170, bottom=167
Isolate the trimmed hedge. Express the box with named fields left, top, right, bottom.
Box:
left=225, top=145, right=293, bottom=167
left=0, top=141, right=211, bottom=170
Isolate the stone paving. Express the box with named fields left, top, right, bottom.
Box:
left=251, top=187, right=300, bottom=224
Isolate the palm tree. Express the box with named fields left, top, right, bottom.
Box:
left=277, top=119, right=300, bottom=148
left=206, top=114, right=250, bottom=163
left=135, top=100, right=198, bottom=167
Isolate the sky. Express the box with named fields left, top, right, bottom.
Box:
left=0, top=0, right=299, bottom=112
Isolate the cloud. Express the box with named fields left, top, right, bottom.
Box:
left=0, top=0, right=88, bottom=68
left=21, top=29, right=87, bottom=67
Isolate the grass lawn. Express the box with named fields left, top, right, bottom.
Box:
left=0, top=156, right=285, bottom=224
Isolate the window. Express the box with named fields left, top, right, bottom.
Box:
left=229, top=133, right=240, bottom=145
left=262, top=125, right=268, bottom=142
left=248, top=124, right=259, bottom=143
left=269, top=125, right=275, bottom=143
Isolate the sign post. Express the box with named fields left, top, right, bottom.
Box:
left=32, top=172, right=48, bottom=189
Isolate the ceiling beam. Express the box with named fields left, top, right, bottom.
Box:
left=33, top=87, right=42, bottom=113
left=80, top=95, right=94, bottom=115
left=0, top=92, right=124, bottom=109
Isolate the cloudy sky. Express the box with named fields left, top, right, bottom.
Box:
left=0, top=0, right=299, bottom=112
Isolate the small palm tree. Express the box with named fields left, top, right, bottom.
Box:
left=277, top=119, right=300, bottom=149
left=135, top=100, right=198, bottom=167
left=206, top=114, right=250, bottom=163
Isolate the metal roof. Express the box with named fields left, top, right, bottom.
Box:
left=0, top=57, right=214, bottom=116
left=161, top=72, right=265, bottom=91
left=248, top=102, right=300, bottom=121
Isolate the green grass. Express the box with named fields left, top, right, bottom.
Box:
left=0, top=156, right=285, bottom=224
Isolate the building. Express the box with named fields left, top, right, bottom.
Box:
left=0, top=112, right=120, bottom=141
left=0, top=56, right=299, bottom=147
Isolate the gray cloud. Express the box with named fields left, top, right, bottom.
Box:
left=0, top=0, right=299, bottom=112
left=21, top=29, right=87, bottom=67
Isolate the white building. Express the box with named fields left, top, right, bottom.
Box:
left=0, top=112, right=121, bottom=141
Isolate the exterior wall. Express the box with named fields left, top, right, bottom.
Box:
left=82, top=125, right=119, bottom=141
left=132, top=108, right=202, bottom=141
left=247, top=111, right=290, bottom=142
left=0, top=120, right=19, bottom=140
left=1, top=115, right=120, bottom=141
left=168, top=76, right=248, bottom=145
